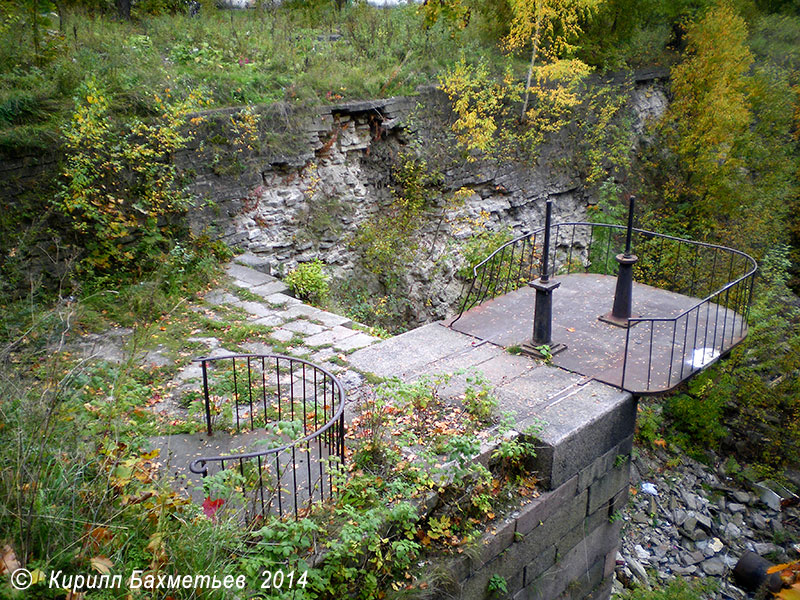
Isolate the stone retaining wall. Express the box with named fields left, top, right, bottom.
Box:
left=452, top=433, right=633, bottom=600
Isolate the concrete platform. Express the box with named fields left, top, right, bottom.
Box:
left=449, top=273, right=747, bottom=393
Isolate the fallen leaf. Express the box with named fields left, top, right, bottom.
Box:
left=777, top=586, right=800, bottom=600
left=0, top=545, right=20, bottom=575
left=30, top=569, right=46, bottom=584
left=202, top=497, right=224, bottom=520
left=90, top=556, right=114, bottom=574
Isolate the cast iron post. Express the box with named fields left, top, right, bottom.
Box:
left=600, top=196, right=639, bottom=328
left=523, top=199, right=566, bottom=357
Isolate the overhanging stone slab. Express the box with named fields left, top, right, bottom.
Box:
left=225, top=262, right=279, bottom=287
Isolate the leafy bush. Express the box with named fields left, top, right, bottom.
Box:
left=285, top=259, right=329, bottom=305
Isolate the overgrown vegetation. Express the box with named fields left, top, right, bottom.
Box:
left=0, top=279, right=540, bottom=597
left=2, top=0, right=800, bottom=597
left=285, top=260, right=330, bottom=306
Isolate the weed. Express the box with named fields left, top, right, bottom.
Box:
left=488, top=574, right=508, bottom=595
left=634, top=404, right=663, bottom=448
left=463, top=371, right=498, bottom=422
left=285, top=260, right=330, bottom=305
left=617, top=577, right=717, bottom=600
left=535, top=344, right=553, bottom=363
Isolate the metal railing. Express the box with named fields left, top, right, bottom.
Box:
left=453, top=222, right=758, bottom=393
left=190, top=354, right=345, bottom=520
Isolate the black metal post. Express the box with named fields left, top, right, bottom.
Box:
left=600, top=196, right=639, bottom=328
left=201, top=358, right=212, bottom=436
left=523, top=199, right=566, bottom=358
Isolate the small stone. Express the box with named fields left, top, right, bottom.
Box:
left=732, top=512, right=745, bottom=527
left=695, top=513, right=713, bottom=531
left=633, top=511, right=650, bottom=524
left=683, top=491, right=701, bottom=511
left=721, top=582, right=747, bottom=600
left=634, top=544, right=652, bottom=562
left=684, top=550, right=705, bottom=565
left=751, top=512, right=768, bottom=530
left=723, top=523, right=742, bottom=539
left=701, top=556, right=726, bottom=576
left=732, top=490, right=751, bottom=504
left=708, top=537, right=724, bottom=553
left=628, top=557, right=651, bottom=588
left=728, top=502, right=747, bottom=513
left=754, top=542, right=778, bottom=556
left=672, top=565, right=698, bottom=575
left=673, top=508, right=688, bottom=526
left=723, top=555, right=739, bottom=569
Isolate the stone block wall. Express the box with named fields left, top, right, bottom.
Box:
left=441, top=416, right=635, bottom=600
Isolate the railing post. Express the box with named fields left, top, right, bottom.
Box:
left=523, top=199, right=566, bottom=357
left=600, top=196, right=639, bottom=328
left=201, top=358, right=212, bottom=437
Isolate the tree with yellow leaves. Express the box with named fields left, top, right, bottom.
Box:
left=503, top=0, right=604, bottom=120
left=668, top=0, right=753, bottom=211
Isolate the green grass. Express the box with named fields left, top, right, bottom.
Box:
left=0, top=3, right=507, bottom=152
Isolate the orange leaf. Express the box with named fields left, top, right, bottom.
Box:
left=654, top=439, right=667, bottom=448
left=769, top=560, right=800, bottom=574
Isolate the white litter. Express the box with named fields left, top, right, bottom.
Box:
left=688, top=347, right=720, bottom=369
left=641, top=482, right=658, bottom=496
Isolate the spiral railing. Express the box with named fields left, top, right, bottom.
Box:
left=453, top=222, right=758, bottom=393
left=189, top=354, right=345, bottom=520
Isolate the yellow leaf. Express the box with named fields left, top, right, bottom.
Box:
left=30, top=569, right=46, bottom=584
left=769, top=560, right=800, bottom=574
left=777, top=587, right=800, bottom=600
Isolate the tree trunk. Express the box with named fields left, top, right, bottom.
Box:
left=520, top=9, right=542, bottom=121
left=116, top=0, right=131, bottom=20
left=32, top=0, right=41, bottom=67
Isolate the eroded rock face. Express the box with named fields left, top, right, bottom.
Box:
left=187, top=77, right=669, bottom=327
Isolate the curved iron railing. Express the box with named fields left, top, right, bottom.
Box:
left=190, top=354, right=345, bottom=520
left=453, top=222, right=758, bottom=392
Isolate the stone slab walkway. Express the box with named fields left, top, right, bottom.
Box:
left=146, top=257, right=382, bottom=498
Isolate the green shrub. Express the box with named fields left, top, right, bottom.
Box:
left=457, top=225, right=516, bottom=280
left=285, top=260, right=329, bottom=305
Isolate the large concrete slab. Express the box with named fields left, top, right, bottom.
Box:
left=348, top=323, right=484, bottom=379
left=450, top=273, right=747, bottom=393
left=349, top=321, right=634, bottom=491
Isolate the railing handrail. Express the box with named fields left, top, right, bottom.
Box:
left=456, top=221, right=757, bottom=325
left=189, top=353, right=345, bottom=475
